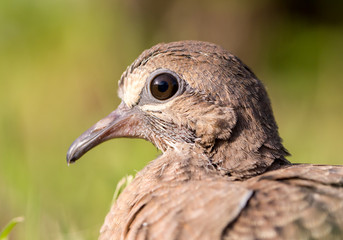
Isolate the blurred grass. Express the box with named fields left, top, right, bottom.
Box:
left=0, top=0, right=342, bottom=239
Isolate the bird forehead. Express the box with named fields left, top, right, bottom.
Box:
left=119, top=43, right=229, bottom=107
left=120, top=57, right=215, bottom=108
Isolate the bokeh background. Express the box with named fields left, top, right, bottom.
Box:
left=1, top=0, right=342, bottom=239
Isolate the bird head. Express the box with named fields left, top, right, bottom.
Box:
left=67, top=41, right=289, bottom=178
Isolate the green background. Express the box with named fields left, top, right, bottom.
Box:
left=1, top=0, right=342, bottom=239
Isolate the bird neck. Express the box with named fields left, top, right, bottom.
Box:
left=140, top=145, right=222, bottom=183
left=200, top=108, right=291, bottom=179
left=205, top=139, right=290, bottom=180
left=143, top=140, right=290, bottom=183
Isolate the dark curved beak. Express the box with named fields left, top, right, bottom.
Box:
left=66, top=102, right=140, bottom=164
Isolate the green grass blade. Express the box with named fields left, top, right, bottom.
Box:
left=111, top=175, right=134, bottom=204
left=0, top=217, right=24, bottom=240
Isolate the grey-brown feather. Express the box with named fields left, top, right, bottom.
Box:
left=97, top=41, right=343, bottom=240
left=225, top=165, right=343, bottom=240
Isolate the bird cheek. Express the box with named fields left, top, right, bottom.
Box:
left=193, top=107, right=237, bottom=147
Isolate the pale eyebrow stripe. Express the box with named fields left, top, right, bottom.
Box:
left=139, top=100, right=174, bottom=112
left=122, top=70, right=149, bottom=108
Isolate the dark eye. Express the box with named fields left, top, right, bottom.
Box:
left=150, top=73, right=179, bottom=100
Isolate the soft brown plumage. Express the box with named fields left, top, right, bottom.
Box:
left=67, top=41, right=343, bottom=240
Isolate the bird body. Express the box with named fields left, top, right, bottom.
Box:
left=67, top=41, right=343, bottom=239
left=99, top=146, right=343, bottom=240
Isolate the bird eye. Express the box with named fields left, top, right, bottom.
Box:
left=150, top=73, right=179, bottom=100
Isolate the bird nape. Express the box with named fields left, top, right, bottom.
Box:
left=67, top=41, right=343, bottom=240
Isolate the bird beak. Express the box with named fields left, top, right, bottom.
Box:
left=66, top=102, right=140, bottom=164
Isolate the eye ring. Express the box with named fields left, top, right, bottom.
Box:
left=149, top=72, right=179, bottom=101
